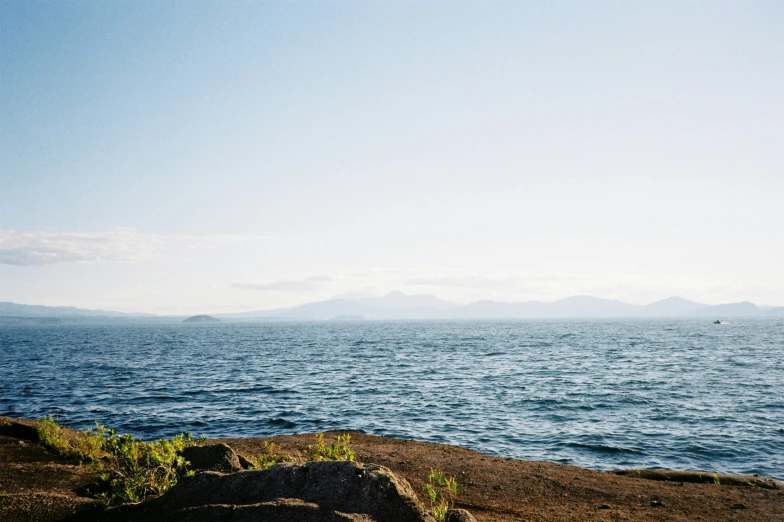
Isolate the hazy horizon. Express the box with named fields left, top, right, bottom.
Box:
left=2, top=2, right=783, bottom=315
left=2, top=290, right=782, bottom=319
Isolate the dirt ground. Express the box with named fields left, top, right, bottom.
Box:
left=1, top=417, right=782, bottom=521
left=0, top=418, right=104, bottom=521
left=219, top=432, right=783, bottom=522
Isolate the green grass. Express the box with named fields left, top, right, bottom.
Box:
left=36, top=416, right=105, bottom=463
left=240, top=433, right=357, bottom=469
left=36, top=416, right=206, bottom=505
left=241, top=441, right=295, bottom=470
left=94, top=428, right=204, bottom=504
left=423, top=469, right=460, bottom=522
left=303, top=433, right=355, bottom=462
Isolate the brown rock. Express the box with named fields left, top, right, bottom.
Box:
left=0, top=418, right=40, bottom=442
left=446, top=508, right=477, bottom=522
left=181, top=444, right=242, bottom=473
left=109, top=460, right=435, bottom=522
left=614, top=469, right=784, bottom=490
left=168, top=498, right=373, bottom=521
left=236, top=454, right=253, bottom=470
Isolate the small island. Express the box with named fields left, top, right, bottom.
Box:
left=183, top=315, right=220, bottom=323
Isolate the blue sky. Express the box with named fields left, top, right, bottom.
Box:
left=1, top=1, right=783, bottom=313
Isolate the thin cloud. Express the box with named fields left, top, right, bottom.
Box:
left=404, top=274, right=580, bottom=288
left=406, top=275, right=512, bottom=288
left=0, top=229, right=266, bottom=266
left=232, top=275, right=333, bottom=291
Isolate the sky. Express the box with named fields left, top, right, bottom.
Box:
left=1, top=1, right=783, bottom=314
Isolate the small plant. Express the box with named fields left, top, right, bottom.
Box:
left=242, top=441, right=295, bottom=470
left=95, top=428, right=203, bottom=504
left=36, top=416, right=105, bottom=463
left=423, top=469, right=460, bottom=522
left=303, top=433, right=355, bottom=461
left=712, top=462, right=721, bottom=485
left=633, top=461, right=647, bottom=476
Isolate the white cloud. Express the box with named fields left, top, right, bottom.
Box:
left=232, top=275, right=333, bottom=291
left=0, top=228, right=266, bottom=266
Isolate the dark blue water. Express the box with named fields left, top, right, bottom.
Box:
left=2, top=319, right=782, bottom=478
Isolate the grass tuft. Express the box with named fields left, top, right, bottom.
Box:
left=712, top=462, right=721, bottom=485
left=241, top=441, right=295, bottom=470
left=303, top=433, right=355, bottom=462
left=423, top=468, right=460, bottom=522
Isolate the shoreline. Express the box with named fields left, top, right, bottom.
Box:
left=1, top=416, right=782, bottom=521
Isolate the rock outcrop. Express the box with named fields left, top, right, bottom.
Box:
left=156, top=498, right=374, bottom=521
left=181, top=444, right=242, bottom=473
left=613, top=469, right=784, bottom=489
left=108, top=460, right=436, bottom=522
left=446, top=508, right=478, bottom=522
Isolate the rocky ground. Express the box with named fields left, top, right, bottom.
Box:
left=1, top=416, right=782, bottom=521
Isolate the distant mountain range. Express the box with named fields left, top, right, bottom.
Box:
left=214, top=292, right=784, bottom=320
left=1, top=293, right=783, bottom=321
left=0, top=302, right=153, bottom=318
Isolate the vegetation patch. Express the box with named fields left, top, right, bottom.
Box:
left=303, top=433, right=355, bottom=461
left=94, top=428, right=206, bottom=504
left=423, top=468, right=460, bottom=522
left=36, top=416, right=206, bottom=505
left=240, top=440, right=295, bottom=470
left=36, top=416, right=104, bottom=463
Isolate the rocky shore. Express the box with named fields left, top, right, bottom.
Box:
left=1, top=416, right=782, bottom=521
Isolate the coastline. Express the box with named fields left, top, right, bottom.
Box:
left=1, top=416, right=782, bottom=521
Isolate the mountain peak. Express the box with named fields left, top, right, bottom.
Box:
left=643, top=296, right=706, bottom=316
left=360, top=292, right=459, bottom=310
left=655, top=296, right=691, bottom=303
left=382, top=291, right=407, bottom=297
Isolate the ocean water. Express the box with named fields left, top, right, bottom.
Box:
left=1, top=318, right=782, bottom=479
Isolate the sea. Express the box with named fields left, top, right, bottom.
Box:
left=1, top=318, right=782, bottom=479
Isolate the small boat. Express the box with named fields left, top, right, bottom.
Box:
left=713, top=320, right=722, bottom=324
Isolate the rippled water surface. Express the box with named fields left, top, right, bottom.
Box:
left=2, top=319, right=782, bottom=478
